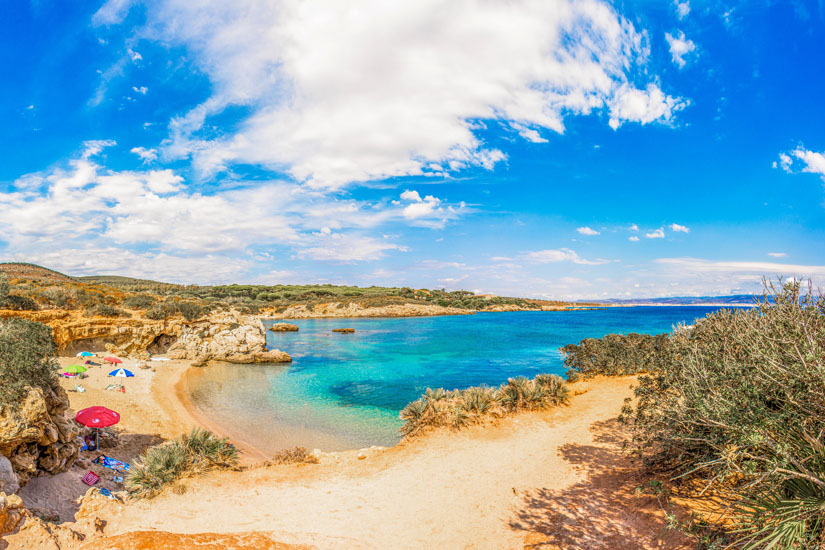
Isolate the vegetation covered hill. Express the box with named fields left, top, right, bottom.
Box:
left=0, top=262, right=74, bottom=283
left=0, top=262, right=596, bottom=320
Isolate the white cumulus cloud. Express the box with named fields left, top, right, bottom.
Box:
left=665, top=31, right=696, bottom=68
left=608, top=83, right=687, bottom=130
left=674, top=1, right=690, bottom=19
left=669, top=223, right=690, bottom=233
left=576, top=226, right=599, bottom=236
left=646, top=227, right=665, bottom=238
left=96, top=0, right=684, bottom=188
left=130, top=146, right=158, bottom=162
left=778, top=147, right=825, bottom=179
left=576, top=226, right=600, bottom=236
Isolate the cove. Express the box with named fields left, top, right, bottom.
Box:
left=186, top=307, right=736, bottom=454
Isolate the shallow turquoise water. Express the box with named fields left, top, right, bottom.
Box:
left=187, top=307, right=735, bottom=453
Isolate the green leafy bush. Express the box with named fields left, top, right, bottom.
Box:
left=0, top=319, right=59, bottom=408
left=144, top=301, right=208, bottom=321
left=83, top=304, right=130, bottom=318
left=126, top=428, right=239, bottom=499
left=2, top=294, right=40, bottom=311
left=615, top=280, right=825, bottom=547
left=123, top=294, right=155, bottom=309
left=562, top=332, right=675, bottom=381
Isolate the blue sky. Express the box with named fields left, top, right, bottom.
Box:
left=1, top=0, right=824, bottom=299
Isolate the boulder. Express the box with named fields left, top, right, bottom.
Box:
left=166, top=313, right=291, bottom=364
left=0, top=387, right=81, bottom=486
left=0, top=492, right=25, bottom=534
left=0, top=456, right=19, bottom=494
left=269, top=323, right=299, bottom=332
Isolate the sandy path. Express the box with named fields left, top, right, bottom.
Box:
left=84, top=377, right=688, bottom=550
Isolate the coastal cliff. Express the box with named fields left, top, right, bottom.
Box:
left=0, top=309, right=290, bottom=364
left=272, top=302, right=475, bottom=319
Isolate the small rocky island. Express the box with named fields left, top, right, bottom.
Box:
left=332, top=328, right=355, bottom=333
left=269, top=323, right=299, bottom=332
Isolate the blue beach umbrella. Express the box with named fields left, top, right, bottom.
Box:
left=76, top=351, right=95, bottom=357
left=108, top=368, right=135, bottom=378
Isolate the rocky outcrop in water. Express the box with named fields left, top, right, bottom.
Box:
left=0, top=387, right=81, bottom=488
left=269, top=323, right=299, bottom=332
left=332, top=328, right=355, bottom=333
left=166, top=313, right=291, bottom=365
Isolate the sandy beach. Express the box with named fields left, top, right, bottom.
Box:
left=9, top=364, right=690, bottom=550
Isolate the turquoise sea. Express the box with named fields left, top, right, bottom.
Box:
left=187, top=307, right=736, bottom=453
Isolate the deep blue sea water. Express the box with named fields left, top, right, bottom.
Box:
left=187, top=307, right=736, bottom=453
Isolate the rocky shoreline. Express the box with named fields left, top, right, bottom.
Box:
left=266, top=301, right=598, bottom=319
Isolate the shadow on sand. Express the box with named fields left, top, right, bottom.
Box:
left=508, top=419, right=693, bottom=549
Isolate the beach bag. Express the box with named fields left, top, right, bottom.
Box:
left=82, top=471, right=100, bottom=486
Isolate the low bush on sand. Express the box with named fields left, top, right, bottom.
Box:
left=561, top=332, right=676, bottom=381
left=400, top=374, right=569, bottom=437
left=126, top=428, right=239, bottom=499
left=265, top=447, right=319, bottom=465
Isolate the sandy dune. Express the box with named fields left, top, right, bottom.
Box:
left=71, top=376, right=689, bottom=550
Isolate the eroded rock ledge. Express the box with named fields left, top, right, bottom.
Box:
left=0, top=310, right=291, bottom=365
left=0, top=387, right=81, bottom=489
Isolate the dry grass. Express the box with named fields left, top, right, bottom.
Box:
left=400, top=374, right=569, bottom=437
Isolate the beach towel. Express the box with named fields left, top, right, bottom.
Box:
left=93, top=455, right=130, bottom=473
left=82, top=471, right=100, bottom=486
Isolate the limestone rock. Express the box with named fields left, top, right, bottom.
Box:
left=332, top=328, right=355, bottom=333
left=165, top=313, right=291, bottom=364
left=269, top=323, right=299, bottom=332
left=0, top=456, right=19, bottom=494
left=0, top=492, right=25, bottom=534
left=1, top=309, right=291, bottom=365
left=0, top=387, right=81, bottom=487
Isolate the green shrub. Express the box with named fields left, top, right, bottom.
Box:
left=2, top=294, right=40, bottom=311
left=561, top=332, right=675, bottom=381
left=126, top=428, right=239, bottom=499
left=84, top=304, right=129, bottom=318
left=0, top=274, right=8, bottom=303
left=124, top=294, right=155, bottom=309
left=0, top=319, right=59, bottom=408
left=617, top=280, right=825, bottom=547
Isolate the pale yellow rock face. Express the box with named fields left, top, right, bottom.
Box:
left=0, top=309, right=291, bottom=364
left=0, top=387, right=81, bottom=487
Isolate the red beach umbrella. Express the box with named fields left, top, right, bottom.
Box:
left=75, top=406, right=120, bottom=450
left=104, top=356, right=123, bottom=365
